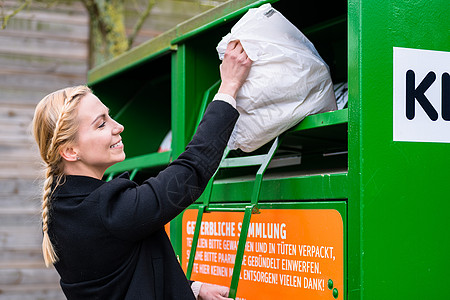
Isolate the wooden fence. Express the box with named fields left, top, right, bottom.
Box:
left=0, top=0, right=225, bottom=298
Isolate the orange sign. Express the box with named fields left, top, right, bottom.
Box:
left=182, top=209, right=343, bottom=299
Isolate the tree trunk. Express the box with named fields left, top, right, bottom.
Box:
left=82, top=0, right=129, bottom=67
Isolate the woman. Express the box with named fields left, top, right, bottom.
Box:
left=32, top=40, right=252, bottom=300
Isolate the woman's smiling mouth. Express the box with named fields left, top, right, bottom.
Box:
left=110, top=140, right=123, bottom=149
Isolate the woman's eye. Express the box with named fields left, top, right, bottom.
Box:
left=98, top=121, right=106, bottom=128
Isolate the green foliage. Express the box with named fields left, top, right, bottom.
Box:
left=1, top=0, right=33, bottom=29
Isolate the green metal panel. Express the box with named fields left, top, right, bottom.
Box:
left=347, top=1, right=361, bottom=298
left=104, top=151, right=171, bottom=176
left=291, top=109, right=348, bottom=132
left=348, top=0, right=450, bottom=299
left=202, top=173, right=347, bottom=203
left=170, top=45, right=187, bottom=257
left=171, top=0, right=273, bottom=45
left=171, top=44, right=187, bottom=158
left=182, top=34, right=229, bottom=144
left=87, top=30, right=176, bottom=85
left=212, top=173, right=348, bottom=202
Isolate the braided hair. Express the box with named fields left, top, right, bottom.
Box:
left=32, top=85, right=91, bottom=267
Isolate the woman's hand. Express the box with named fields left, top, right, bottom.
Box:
left=198, top=283, right=232, bottom=300
left=218, top=40, right=252, bottom=99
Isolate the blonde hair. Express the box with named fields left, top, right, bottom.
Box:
left=32, top=85, right=91, bottom=267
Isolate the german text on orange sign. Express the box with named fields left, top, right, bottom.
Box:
left=182, top=209, right=343, bottom=300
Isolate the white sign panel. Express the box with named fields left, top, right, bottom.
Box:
left=393, top=47, right=450, bottom=142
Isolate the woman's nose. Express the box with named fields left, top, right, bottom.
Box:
left=112, top=120, right=124, bottom=135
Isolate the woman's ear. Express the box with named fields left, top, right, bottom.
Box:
left=60, top=146, right=79, bottom=162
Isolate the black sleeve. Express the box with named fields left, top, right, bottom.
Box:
left=97, top=100, right=239, bottom=241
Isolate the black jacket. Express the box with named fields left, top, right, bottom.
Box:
left=49, top=101, right=239, bottom=299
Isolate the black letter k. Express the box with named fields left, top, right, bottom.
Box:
left=406, top=70, right=437, bottom=121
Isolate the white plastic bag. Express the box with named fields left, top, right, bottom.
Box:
left=217, top=3, right=337, bottom=152
left=334, top=82, right=348, bottom=110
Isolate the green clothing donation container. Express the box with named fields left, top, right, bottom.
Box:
left=87, top=0, right=450, bottom=299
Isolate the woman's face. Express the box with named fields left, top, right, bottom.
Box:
left=73, top=93, right=125, bottom=178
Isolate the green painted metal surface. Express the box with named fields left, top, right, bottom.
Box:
left=87, top=31, right=177, bottom=85
left=169, top=45, right=187, bottom=257
left=105, top=151, right=171, bottom=176
left=186, top=204, right=205, bottom=280
left=290, top=109, right=347, bottom=132
left=207, top=172, right=348, bottom=203
left=348, top=0, right=450, bottom=299
left=228, top=204, right=254, bottom=298
left=171, top=0, right=273, bottom=45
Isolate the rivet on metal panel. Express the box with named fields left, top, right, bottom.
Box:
left=251, top=206, right=260, bottom=214
left=333, top=288, right=339, bottom=298
left=328, top=279, right=334, bottom=290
